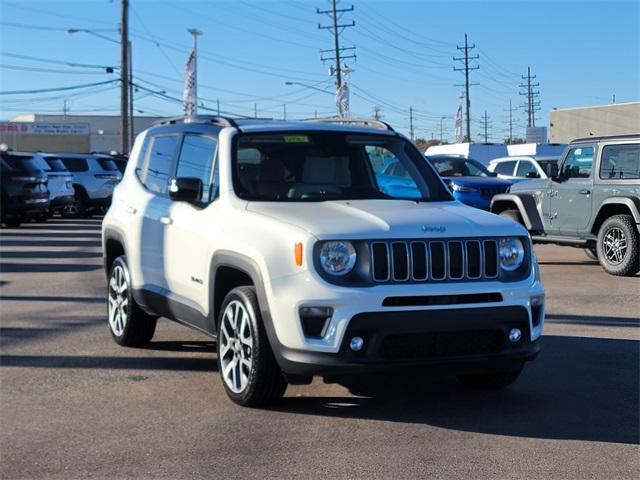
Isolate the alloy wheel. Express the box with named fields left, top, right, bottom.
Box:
left=219, top=300, right=254, bottom=393
left=108, top=264, right=129, bottom=336
left=603, top=227, right=627, bottom=265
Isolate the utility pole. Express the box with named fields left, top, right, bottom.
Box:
left=409, top=107, right=415, bottom=142
left=453, top=33, right=479, bottom=142
left=254, top=104, right=257, bottom=118
left=188, top=28, right=202, bottom=115
left=283, top=104, right=287, bottom=120
left=439, top=116, right=445, bottom=142
left=128, top=41, right=134, bottom=148
left=479, top=111, right=491, bottom=143
left=63, top=100, right=68, bottom=119
left=519, top=66, right=540, bottom=128
left=217, top=99, right=220, bottom=115
left=373, top=106, right=381, bottom=120
left=317, top=0, right=356, bottom=89
left=504, top=98, right=515, bottom=143
left=119, top=0, right=129, bottom=154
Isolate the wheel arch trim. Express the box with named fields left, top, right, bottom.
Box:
left=491, top=193, right=544, bottom=233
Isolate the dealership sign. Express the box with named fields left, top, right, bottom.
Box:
left=0, top=123, right=90, bottom=135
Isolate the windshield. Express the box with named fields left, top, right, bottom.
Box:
left=430, top=157, right=492, bottom=177
left=233, top=132, right=451, bottom=202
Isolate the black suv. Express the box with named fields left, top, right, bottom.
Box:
left=0, top=151, right=50, bottom=227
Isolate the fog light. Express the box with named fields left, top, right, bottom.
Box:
left=349, top=336, right=364, bottom=351
left=508, top=328, right=522, bottom=343
left=531, top=295, right=544, bottom=307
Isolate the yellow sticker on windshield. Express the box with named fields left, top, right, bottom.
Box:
left=284, top=135, right=309, bottom=143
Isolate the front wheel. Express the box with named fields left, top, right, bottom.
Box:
left=499, top=209, right=523, bottom=226
left=596, top=215, right=639, bottom=276
left=107, top=255, right=157, bottom=346
left=457, top=364, right=524, bottom=389
left=217, top=286, right=287, bottom=407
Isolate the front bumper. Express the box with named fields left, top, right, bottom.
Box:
left=274, top=306, right=540, bottom=377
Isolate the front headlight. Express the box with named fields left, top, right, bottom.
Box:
left=319, top=241, right=357, bottom=276
left=451, top=183, right=477, bottom=193
left=499, top=237, right=525, bottom=271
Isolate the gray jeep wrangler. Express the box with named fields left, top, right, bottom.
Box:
left=491, top=135, right=640, bottom=276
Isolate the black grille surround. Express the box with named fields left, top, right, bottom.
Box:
left=370, top=237, right=530, bottom=284
left=312, top=237, right=532, bottom=286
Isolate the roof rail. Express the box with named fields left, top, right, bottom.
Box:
left=304, top=117, right=395, bottom=132
left=153, top=115, right=238, bottom=128
left=571, top=133, right=640, bottom=143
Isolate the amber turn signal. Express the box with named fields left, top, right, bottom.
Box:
left=294, top=242, right=303, bottom=266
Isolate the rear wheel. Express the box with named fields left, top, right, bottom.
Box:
left=458, top=363, right=524, bottom=389
left=107, top=255, right=157, bottom=346
left=597, top=215, right=639, bottom=276
left=217, top=286, right=287, bottom=407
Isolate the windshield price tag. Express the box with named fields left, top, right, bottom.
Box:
left=284, top=135, right=309, bottom=143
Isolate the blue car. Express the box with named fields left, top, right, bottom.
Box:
left=426, top=155, right=513, bottom=210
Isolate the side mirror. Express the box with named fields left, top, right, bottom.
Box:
left=545, top=163, right=559, bottom=179
left=525, top=171, right=540, bottom=179
left=168, top=177, right=202, bottom=204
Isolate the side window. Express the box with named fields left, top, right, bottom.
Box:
left=516, top=160, right=538, bottom=177
left=561, top=147, right=594, bottom=179
left=61, top=158, right=88, bottom=172
left=599, top=144, right=640, bottom=180
left=174, top=134, right=218, bottom=203
left=143, top=135, right=179, bottom=195
left=494, top=161, right=517, bottom=175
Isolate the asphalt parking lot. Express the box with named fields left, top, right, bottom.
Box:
left=1, top=218, right=638, bottom=479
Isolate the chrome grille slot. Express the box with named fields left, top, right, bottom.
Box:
left=410, top=241, right=428, bottom=280
left=429, top=241, right=446, bottom=280
left=371, top=242, right=390, bottom=281
left=391, top=242, right=410, bottom=281
left=448, top=241, right=464, bottom=279
left=483, top=240, right=499, bottom=278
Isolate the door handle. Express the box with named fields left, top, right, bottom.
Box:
left=578, top=189, right=591, bottom=195
left=160, top=216, right=173, bottom=225
left=126, top=206, right=137, bottom=214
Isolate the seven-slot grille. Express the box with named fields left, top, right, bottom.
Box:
left=370, top=239, right=499, bottom=282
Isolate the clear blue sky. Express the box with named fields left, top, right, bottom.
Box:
left=1, top=0, right=638, bottom=141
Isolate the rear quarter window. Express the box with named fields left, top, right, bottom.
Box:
left=60, top=158, right=89, bottom=172
left=599, top=144, right=640, bottom=180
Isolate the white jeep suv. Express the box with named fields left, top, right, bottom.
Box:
left=102, top=116, right=545, bottom=406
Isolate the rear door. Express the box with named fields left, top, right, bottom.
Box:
left=136, top=134, right=181, bottom=291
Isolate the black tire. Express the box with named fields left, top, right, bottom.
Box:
left=2, top=215, right=22, bottom=228
left=596, top=215, right=639, bottom=276
left=217, top=286, right=287, bottom=407
left=458, top=363, right=524, bottom=389
left=64, top=189, right=88, bottom=218
left=500, top=209, right=523, bottom=226
left=107, top=255, right=157, bottom=347
left=34, top=212, right=49, bottom=223
left=584, top=247, right=598, bottom=261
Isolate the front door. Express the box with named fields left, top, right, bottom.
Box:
left=549, top=145, right=595, bottom=235
left=164, top=133, right=219, bottom=329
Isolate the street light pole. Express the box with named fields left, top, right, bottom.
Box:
left=187, top=28, right=202, bottom=115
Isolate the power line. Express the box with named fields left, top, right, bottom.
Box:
left=0, top=79, right=118, bottom=95
left=453, top=33, right=479, bottom=142
left=1, top=51, right=117, bottom=71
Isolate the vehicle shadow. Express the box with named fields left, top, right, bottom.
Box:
left=144, top=340, right=216, bottom=353
left=537, top=260, right=599, bottom=266
left=0, top=263, right=102, bottom=273
left=0, top=354, right=214, bottom=372
left=271, top=335, right=639, bottom=445
left=545, top=314, right=640, bottom=327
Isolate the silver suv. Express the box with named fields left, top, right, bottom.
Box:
left=46, top=153, right=122, bottom=216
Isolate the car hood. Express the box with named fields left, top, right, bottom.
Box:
left=246, top=199, right=527, bottom=239
left=442, top=176, right=513, bottom=188
left=508, top=178, right=550, bottom=192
